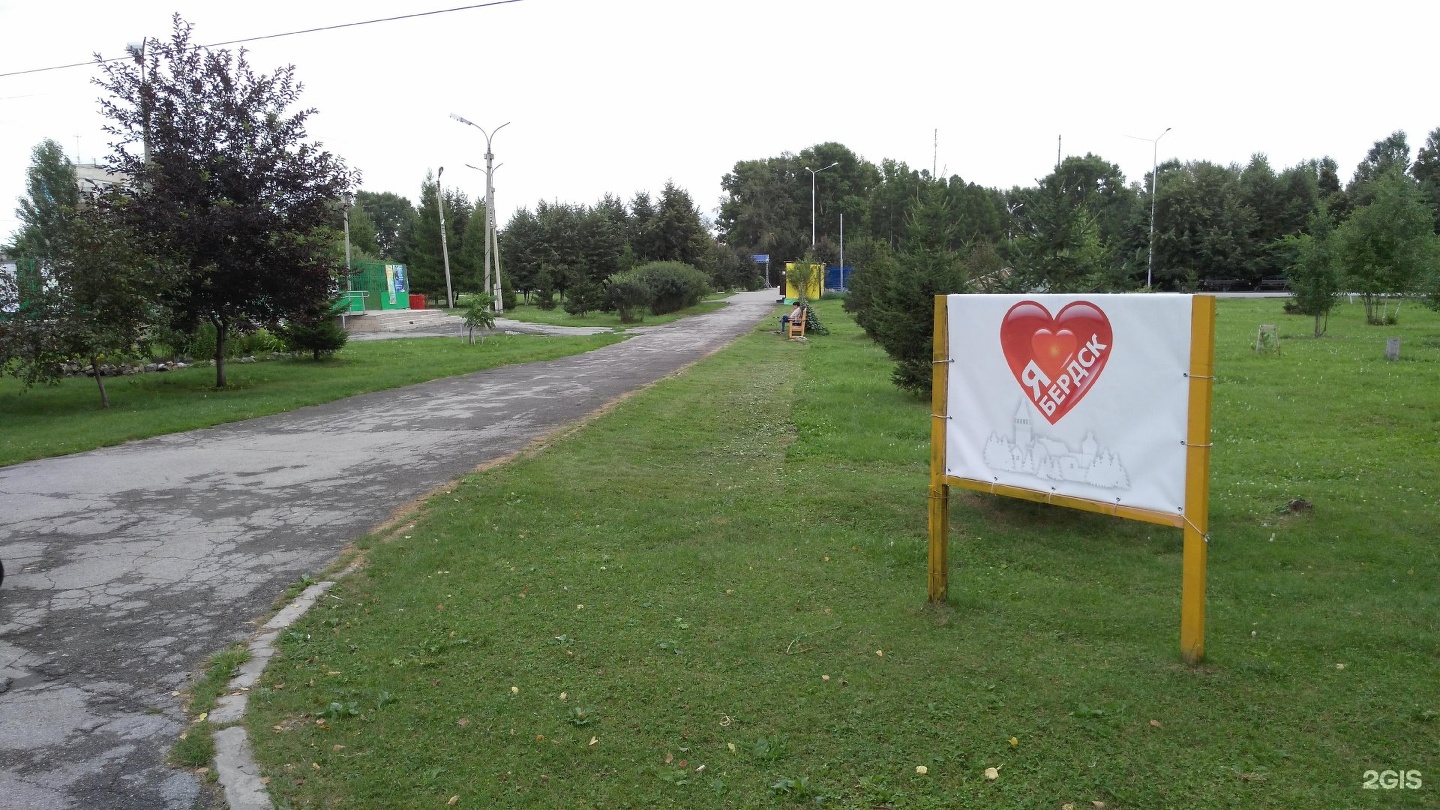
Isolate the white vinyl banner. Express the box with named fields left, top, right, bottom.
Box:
left=945, top=294, right=1194, bottom=516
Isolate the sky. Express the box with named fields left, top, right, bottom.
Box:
left=2, top=0, right=1438, bottom=244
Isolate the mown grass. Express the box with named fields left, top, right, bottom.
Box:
left=247, top=297, right=1439, bottom=809
left=0, top=334, right=621, bottom=467
left=496, top=299, right=727, bottom=330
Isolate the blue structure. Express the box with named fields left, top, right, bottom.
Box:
left=824, top=265, right=853, bottom=292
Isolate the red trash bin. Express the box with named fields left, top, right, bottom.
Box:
left=408, top=294, right=427, bottom=310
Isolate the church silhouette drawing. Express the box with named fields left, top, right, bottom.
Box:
left=982, top=401, right=1131, bottom=489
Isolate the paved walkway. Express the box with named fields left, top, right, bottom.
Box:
left=0, top=291, right=778, bottom=810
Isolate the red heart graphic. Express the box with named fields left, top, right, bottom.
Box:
left=1000, top=301, right=1113, bottom=425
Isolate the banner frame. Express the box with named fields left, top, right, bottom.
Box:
left=927, top=294, right=1216, bottom=663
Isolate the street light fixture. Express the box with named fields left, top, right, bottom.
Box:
left=451, top=113, right=510, bottom=313
left=804, top=162, right=839, bottom=247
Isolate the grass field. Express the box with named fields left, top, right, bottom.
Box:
left=0, top=334, right=621, bottom=467
left=243, top=297, right=1438, bottom=808
left=494, top=299, right=728, bottom=330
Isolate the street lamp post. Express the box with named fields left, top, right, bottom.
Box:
left=451, top=114, right=510, bottom=312
left=804, top=162, right=838, bottom=247
left=342, top=192, right=353, bottom=281
left=436, top=166, right=455, bottom=309
left=1145, top=127, right=1171, bottom=289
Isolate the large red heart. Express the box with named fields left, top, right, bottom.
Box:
left=999, top=300, right=1113, bottom=425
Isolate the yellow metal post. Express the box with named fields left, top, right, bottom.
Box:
left=928, top=295, right=950, bottom=603
left=1181, top=295, right=1216, bottom=663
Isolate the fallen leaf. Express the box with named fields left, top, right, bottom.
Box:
left=559, top=692, right=567, bottom=701
left=727, top=743, right=737, bottom=753
left=1092, top=802, right=1106, bottom=809
left=985, top=766, right=1000, bottom=780
left=576, top=604, right=584, bottom=610
left=915, top=765, right=929, bottom=775
left=678, top=759, right=688, bottom=769
left=695, top=764, right=705, bottom=773
left=665, top=753, right=674, bottom=765
left=332, top=744, right=346, bottom=751
left=876, top=650, right=884, bottom=657
left=194, top=712, right=208, bottom=723
left=436, top=604, right=445, bottom=611
left=311, top=762, right=321, bottom=770
left=511, top=686, right=519, bottom=694
left=1063, top=805, right=1075, bottom=810
left=1335, top=663, right=1346, bottom=670
left=535, top=735, right=545, bottom=742
left=448, top=797, right=460, bottom=806
left=195, top=767, right=210, bottom=775
left=1149, top=719, right=1162, bottom=728
left=588, top=737, right=598, bottom=747
left=260, top=777, right=270, bottom=786
left=457, top=718, right=470, bottom=728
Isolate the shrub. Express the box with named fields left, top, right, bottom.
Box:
left=280, top=318, right=348, bottom=360
left=563, top=281, right=605, bottom=317
left=628, top=261, right=710, bottom=315
left=606, top=273, right=652, bottom=323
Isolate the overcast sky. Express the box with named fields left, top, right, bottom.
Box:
left=3, top=0, right=1437, bottom=244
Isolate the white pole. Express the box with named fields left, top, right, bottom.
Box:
left=1147, top=127, right=1171, bottom=290
left=436, top=167, right=454, bottom=309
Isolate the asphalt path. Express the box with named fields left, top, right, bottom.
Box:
left=0, top=291, right=779, bottom=810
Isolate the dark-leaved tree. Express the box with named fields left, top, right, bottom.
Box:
left=95, top=15, right=356, bottom=387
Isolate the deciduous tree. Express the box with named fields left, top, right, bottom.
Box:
left=96, top=15, right=356, bottom=387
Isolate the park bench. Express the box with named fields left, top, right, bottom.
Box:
left=787, top=307, right=807, bottom=338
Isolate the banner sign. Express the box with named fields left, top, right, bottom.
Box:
left=751, top=254, right=769, bottom=263
left=945, top=294, right=1194, bottom=517
left=929, top=292, right=1216, bottom=662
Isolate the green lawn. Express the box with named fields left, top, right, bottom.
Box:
left=493, top=299, right=728, bottom=330
left=244, top=297, right=1438, bottom=808
left=0, top=334, right=622, bottom=467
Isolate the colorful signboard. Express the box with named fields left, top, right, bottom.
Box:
left=929, top=293, right=1216, bottom=661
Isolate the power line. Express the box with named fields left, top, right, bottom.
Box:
left=0, top=0, right=525, bottom=80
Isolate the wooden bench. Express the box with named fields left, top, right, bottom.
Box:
left=787, top=308, right=807, bottom=338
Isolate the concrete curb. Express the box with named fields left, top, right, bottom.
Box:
left=209, top=575, right=344, bottom=810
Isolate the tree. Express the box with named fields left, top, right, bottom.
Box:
left=0, top=194, right=165, bottom=407
left=1152, top=161, right=1257, bottom=288
left=1411, top=127, right=1440, bottom=234
left=404, top=174, right=467, bottom=298
left=1331, top=169, right=1440, bottom=323
left=1283, top=209, right=1341, bottom=337
left=11, top=139, right=79, bottom=261
left=355, top=190, right=417, bottom=259
left=343, top=200, right=380, bottom=259
left=96, top=15, right=356, bottom=387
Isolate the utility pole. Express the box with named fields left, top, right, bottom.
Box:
left=436, top=167, right=454, bottom=309
left=451, top=114, right=509, bottom=313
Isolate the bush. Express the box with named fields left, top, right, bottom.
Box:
left=563, top=281, right=605, bottom=317
left=629, top=261, right=710, bottom=315
left=280, top=318, right=348, bottom=360
left=235, top=328, right=280, bottom=356
left=606, top=273, right=652, bottom=323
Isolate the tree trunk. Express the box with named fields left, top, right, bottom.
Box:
left=213, top=316, right=228, bottom=388
left=1313, top=313, right=1323, bottom=338
left=91, top=354, right=110, bottom=409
